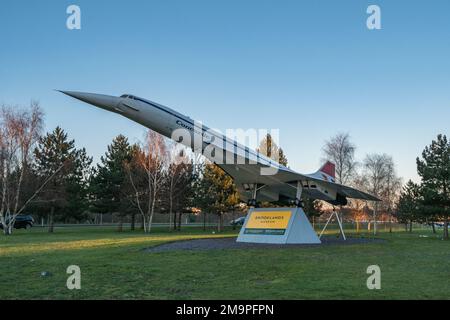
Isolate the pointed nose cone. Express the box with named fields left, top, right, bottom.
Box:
left=59, top=91, right=121, bottom=112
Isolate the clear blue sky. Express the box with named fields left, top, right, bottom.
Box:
left=1, top=0, right=449, bottom=183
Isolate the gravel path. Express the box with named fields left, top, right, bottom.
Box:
left=146, top=236, right=385, bottom=253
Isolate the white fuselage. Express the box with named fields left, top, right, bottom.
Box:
left=118, top=94, right=283, bottom=170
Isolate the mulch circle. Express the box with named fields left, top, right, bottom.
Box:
left=146, top=236, right=385, bottom=253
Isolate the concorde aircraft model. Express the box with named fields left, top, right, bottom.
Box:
left=60, top=91, right=380, bottom=207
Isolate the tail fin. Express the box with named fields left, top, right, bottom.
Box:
left=318, top=161, right=336, bottom=179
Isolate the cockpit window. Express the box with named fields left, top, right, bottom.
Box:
left=121, top=94, right=136, bottom=100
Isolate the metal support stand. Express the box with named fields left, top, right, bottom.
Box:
left=252, top=184, right=258, bottom=202
left=295, top=181, right=303, bottom=207
left=248, top=184, right=264, bottom=208
left=319, top=211, right=346, bottom=240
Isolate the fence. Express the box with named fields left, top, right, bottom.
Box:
left=34, top=211, right=433, bottom=234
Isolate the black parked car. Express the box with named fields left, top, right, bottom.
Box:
left=0, top=214, right=34, bottom=230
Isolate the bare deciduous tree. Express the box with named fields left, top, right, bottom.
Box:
left=322, top=133, right=357, bottom=185
left=361, top=153, right=400, bottom=235
left=126, top=130, right=168, bottom=233
left=382, top=160, right=402, bottom=232
left=0, top=102, right=63, bottom=235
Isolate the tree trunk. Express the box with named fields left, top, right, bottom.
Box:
left=117, top=215, right=123, bottom=232
left=405, top=223, right=408, bottom=232
left=217, top=213, right=223, bottom=233
left=203, top=212, right=207, bottom=231
left=232, top=208, right=236, bottom=230
left=389, top=217, right=392, bottom=233
left=431, top=222, right=436, bottom=234
left=147, top=198, right=156, bottom=233
left=409, top=220, right=413, bottom=233
left=140, top=215, right=145, bottom=230
left=48, top=206, right=54, bottom=233
left=173, top=211, right=177, bottom=231
left=169, top=192, right=173, bottom=231
left=444, top=220, right=449, bottom=240
left=147, top=213, right=153, bottom=233
left=177, top=212, right=182, bottom=231
left=373, top=204, right=377, bottom=236
left=147, top=214, right=153, bottom=233
left=140, top=214, right=147, bottom=233
left=356, top=220, right=360, bottom=234
left=3, top=218, right=12, bottom=235
left=130, top=213, right=135, bottom=231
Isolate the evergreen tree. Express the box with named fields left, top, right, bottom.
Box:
left=33, top=127, right=92, bottom=231
left=65, top=146, right=92, bottom=222
left=302, top=197, right=324, bottom=219
left=196, top=163, right=238, bottom=232
left=90, top=135, right=132, bottom=231
left=258, top=133, right=288, bottom=167
left=395, top=180, right=421, bottom=232
left=416, top=134, right=450, bottom=238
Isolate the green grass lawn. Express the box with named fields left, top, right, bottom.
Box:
left=0, top=224, right=449, bottom=299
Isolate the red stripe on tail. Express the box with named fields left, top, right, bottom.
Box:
left=320, top=161, right=336, bottom=179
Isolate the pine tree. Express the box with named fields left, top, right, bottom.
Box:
left=258, top=133, right=288, bottom=167
left=395, top=180, right=421, bottom=232
left=34, top=127, right=92, bottom=231
left=90, top=135, right=133, bottom=231
left=65, top=147, right=92, bottom=222
left=196, top=163, right=238, bottom=232
left=416, top=134, right=450, bottom=238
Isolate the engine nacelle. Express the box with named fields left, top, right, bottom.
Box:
left=327, top=193, right=348, bottom=206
